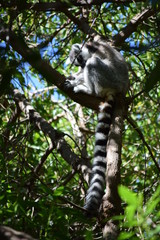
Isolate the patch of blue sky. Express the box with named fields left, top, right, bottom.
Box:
left=17, top=56, right=65, bottom=101
left=0, top=40, right=6, bottom=48
left=11, top=62, right=45, bottom=92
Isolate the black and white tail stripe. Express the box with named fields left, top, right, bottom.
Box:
left=84, top=95, right=114, bottom=215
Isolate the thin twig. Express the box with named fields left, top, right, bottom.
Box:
left=58, top=196, right=88, bottom=213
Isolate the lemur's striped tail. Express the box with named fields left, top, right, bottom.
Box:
left=84, top=95, right=114, bottom=215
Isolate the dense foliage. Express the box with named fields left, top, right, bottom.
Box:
left=0, top=0, right=160, bottom=239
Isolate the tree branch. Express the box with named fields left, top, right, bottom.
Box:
left=12, top=89, right=91, bottom=182
left=0, top=20, right=102, bottom=110
left=0, top=226, right=36, bottom=240
left=28, top=143, right=55, bottom=190
left=2, top=104, right=21, bottom=146
left=56, top=5, right=97, bottom=36
left=113, top=7, right=160, bottom=45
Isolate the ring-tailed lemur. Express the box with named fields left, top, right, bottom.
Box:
left=66, top=36, right=129, bottom=215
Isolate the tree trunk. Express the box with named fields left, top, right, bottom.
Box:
left=102, top=95, right=125, bottom=239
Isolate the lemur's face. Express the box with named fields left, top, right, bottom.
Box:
left=69, top=44, right=91, bottom=68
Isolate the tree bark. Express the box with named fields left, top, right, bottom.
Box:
left=0, top=226, right=36, bottom=240
left=102, top=95, right=125, bottom=239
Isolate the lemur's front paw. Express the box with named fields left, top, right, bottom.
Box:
left=73, top=86, right=80, bottom=93
left=64, top=80, right=72, bottom=88
left=64, top=77, right=75, bottom=89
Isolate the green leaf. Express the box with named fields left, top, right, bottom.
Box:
left=118, top=185, right=137, bottom=206
left=118, top=231, right=136, bottom=240
left=126, top=205, right=137, bottom=224
left=85, top=230, right=93, bottom=240
left=145, top=185, right=160, bottom=215
left=53, top=186, right=64, bottom=196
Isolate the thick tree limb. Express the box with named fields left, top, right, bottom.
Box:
left=0, top=226, right=36, bottom=240
left=113, top=7, right=160, bottom=45
left=0, top=21, right=64, bottom=87
left=12, top=89, right=91, bottom=183
left=0, top=21, right=101, bottom=110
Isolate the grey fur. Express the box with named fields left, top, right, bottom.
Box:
left=67, top=37, right=129, bottom=97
